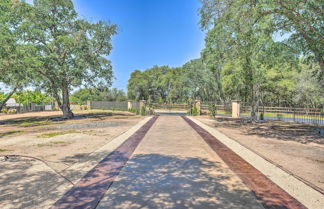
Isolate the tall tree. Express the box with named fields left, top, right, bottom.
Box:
left=23, top=0, right=117, bottom=117
left=0, top=0, right=35, bottom=111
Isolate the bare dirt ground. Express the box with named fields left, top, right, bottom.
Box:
left=0, top=110, right=145, bottom=208
left=0, top=110, right=144, bottom=171
left=196, top=116, right=324, bottom=192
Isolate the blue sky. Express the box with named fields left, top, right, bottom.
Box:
left=73, top=0, right=205, bottom=90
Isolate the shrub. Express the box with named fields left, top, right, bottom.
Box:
left=208, top=103, right=217, bottom=118
left=128, top=108, right=138, bottom=114
left=8, top=109, right=17, bottom=114
left=140, top=106, right=146, bottom=115
left=260, top=112, right=264, bottom=120
left=192, top=106, right=198, bottom=116
left=1, top=108, right=8, bottom=114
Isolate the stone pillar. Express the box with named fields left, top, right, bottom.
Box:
left=127, top=101, right=133, bottom=110
left=195, top=100, right=201, bottom=115
left=87, top=100, right=92, bottom=110
left=232, top=100, right=241, bottom=118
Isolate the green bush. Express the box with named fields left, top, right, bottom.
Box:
left=260, top=112, right=264, bottom=120
left=208, top=103, right=217, bottom=118
left=192, top=106, right=198, bottom=116
left=128, top=108, right=139, bottom=114
left=140, top=106, right=146, bottom=115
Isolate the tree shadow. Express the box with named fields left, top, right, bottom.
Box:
left=96, top=153, right=264, bottom=209
left=209, top=117, right=323, bottom=144
left=0, top=112, right=132, bottom=126
left=0, top=156, right=74, bottom=209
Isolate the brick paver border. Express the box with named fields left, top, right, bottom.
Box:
left=51, top=116, right=158, bottom=209
left=183, top=116, right=307, bottom=209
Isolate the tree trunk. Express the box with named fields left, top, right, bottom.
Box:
left=61, top=84, right=74, bottom=118
left=0, top=87, right=17, bottom=112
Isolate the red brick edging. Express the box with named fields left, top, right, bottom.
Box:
left=182, top=116, right=307, bottom=209
left=51, top=116, right=158, bottom=209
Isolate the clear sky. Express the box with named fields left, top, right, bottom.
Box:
left=73, top=0, right=205, bottom=90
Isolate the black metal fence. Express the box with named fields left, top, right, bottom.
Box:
left=201, top=102, right=324, bottom=126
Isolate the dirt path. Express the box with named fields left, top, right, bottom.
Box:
left=195, top=116, right=324, bottom=192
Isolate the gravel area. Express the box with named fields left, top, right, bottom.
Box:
left=57, top=121, right=121, bottom=129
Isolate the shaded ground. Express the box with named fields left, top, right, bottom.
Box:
left=0, top=110, right=143, bottom=172
left=0, top=156, right=72, bottom=209
left=0, top=110, right=144, bottom=209
left=196, top=116, right=324, bottom=192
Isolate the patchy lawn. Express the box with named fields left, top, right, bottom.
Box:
left=0, top=130, right=23, bottom=137
left=37, top=130, right=79, bottom=138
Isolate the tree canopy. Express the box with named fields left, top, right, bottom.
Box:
left=0, top=0, right=117, bottom=117
left=127, top=0, right=323, bottom=110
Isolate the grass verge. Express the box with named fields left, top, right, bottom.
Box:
left=38, top=130, right=78, bottom=138
left=0, top=131, right=23, bottom=137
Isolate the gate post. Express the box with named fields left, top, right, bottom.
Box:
left=232, top=100, right=241, bottom=118
left=195, top=100, right=201, bottom=115
left=127, top=100, right=133, bottom=110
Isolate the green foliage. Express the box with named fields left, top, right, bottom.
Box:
left=13, top=90, right=52, bottom=105
left=127, top=66, right=185, bottom=102
left=128, top=108, right=139, bottom=114
left=38, top=130, right=78, bottom=138
left=127, top=60, right=220, bottom=103
left=20, top=0, right=116, bottom=117
left=0, top=131, right=23, bottom=137
left=191, top=106, right=198, bottom=116
left=208, top=103, right=217, bottom=118
left=197, top=0, right=323, bottom=110
left=0, top=0, right=36, bottom=110
left=140, top=106, right=146, bottom=116
left=70, top=88, right=127, bottom=105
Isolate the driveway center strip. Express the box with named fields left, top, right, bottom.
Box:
left=182, top=116, right=307, bottom=209
left=51, top=116, right=158, bottom=209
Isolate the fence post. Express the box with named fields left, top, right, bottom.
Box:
left=127, top=100, right=133, bottom=110
left=87, top=100, right=92, bottom=110
left=232, top=100, right=241, bottom=118
left=195, top=100, right=201, bottom=115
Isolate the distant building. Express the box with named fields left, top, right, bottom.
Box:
left=5, top=98, right=22, bottom=107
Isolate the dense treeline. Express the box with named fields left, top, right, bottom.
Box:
left=127, top=0, right=323, bottom=112
left=70, top=88, right=127, bottom=104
